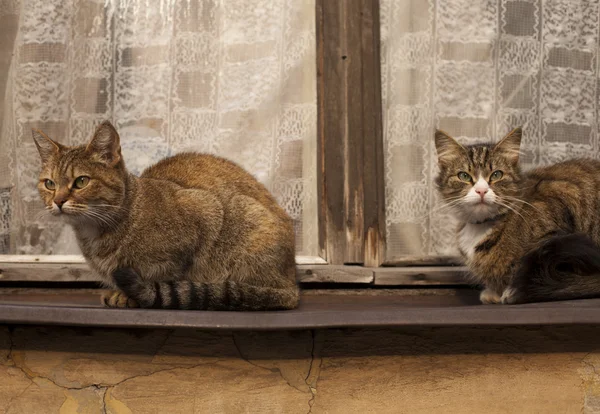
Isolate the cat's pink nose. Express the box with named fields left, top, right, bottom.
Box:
left=475, top=188, right=488, bottom=198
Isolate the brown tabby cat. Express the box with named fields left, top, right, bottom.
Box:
left=435, top=127, right=600, bottom=304
left=32, top=121, right=299, bottom=310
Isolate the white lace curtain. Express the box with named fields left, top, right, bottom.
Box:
left=5, top=0, right=591, bottom=262
left=381, top=0, right=600, bottom=260
left=0, top=0, right=317, bottom=256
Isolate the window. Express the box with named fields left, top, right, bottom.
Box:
left=3, top=0, right=594, bottom=288
left=0, top=0, right=319, bottom=261
left=381, top=0, right=600, bottom=267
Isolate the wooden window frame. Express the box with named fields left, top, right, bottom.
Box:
left=316, top=0, right=386, bottom=268
left=0, top=0, right=465, bottom=287
left=312, top=0, right=463, bottom=284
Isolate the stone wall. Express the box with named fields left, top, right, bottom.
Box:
left=0, top=325, right=599, bottom=413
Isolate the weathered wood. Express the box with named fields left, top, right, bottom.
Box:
left=316, top=0, right=327, bottom=263
left=317, top=0, right=346, bottom=264
left=0, top=255, right=329, bottom=282
left=360, top=0, right=386, bottom=267
left=297, top=265, right=373, bottom=284
left=343, top=0, right=366, bottom=263
left=374, top=267, right=469, bottom=286
left=0, top=257, right=466, bottom=286
left=0, top=258, right=370, bottom=284
left=0, top=263, right=375, bottom=284
left=296, top=256, right=328, bottom=265
left=384, top=256, right=464, bottom=267
left=0, top=255, right=326, bottom=265
left=0, top=255, right=86, bottom=263
left=0, top=262, right=97, bottom=282
left=0, top=257, right=470, bottom=286
left=4, top=289, right=600, bottom=329
left=316, top=0, right=386, bottom=266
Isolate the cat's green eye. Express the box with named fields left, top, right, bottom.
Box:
left=44, top=179, right=55, bottom=190
left=490, top=170, right=504, bottom=181
left=457, top=171, right=472, bottom=182
left=74, top=176, right=90, bottom=189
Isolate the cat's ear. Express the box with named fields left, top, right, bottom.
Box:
left=31, top=129, right=61, bottom=164
left=494, top=127, right=522, bottom=165
left=86, top=121, right=121, bottom=166
left=434, top=129, right=465, bottom=165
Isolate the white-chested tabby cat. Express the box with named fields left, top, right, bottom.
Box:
left=32, top=121, right=299, bottom=310
left=435, top=127, right=600, bottom=304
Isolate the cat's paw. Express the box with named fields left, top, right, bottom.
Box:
left=501, top=287, right=521, bottom=304
left=101, top=290, right=139, bottom=308
left=479, top=288, right=501, bottom=304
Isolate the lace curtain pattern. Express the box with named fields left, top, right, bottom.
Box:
left=0, top=0, right=317, bottom=255
left=381, top=0, right=600, bottom=260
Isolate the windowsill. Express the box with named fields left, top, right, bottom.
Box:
left=0, top=287, right=599, bottom=329
left=0, top=256, right=469, bottom=285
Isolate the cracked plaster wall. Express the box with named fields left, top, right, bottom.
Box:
left=0, top=326, right=599, bottom=413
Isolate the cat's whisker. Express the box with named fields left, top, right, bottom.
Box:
left=67, top=204, right=88, bottom=210
left=495, top=199, right=538, bottom=221
left=99, top=212, right=120, bottom=228
left=81, top=210, right=119, bottom=230
left=499, top=196, right=542, bottom=214
left=91, top=203, right=128, bottom=211
left=409, top=198, right=467, bottom=222
left=33, top=209, right=53, bottom=221
left=435, top=198, right=469, bottom=211
left=94, top=207, right=129, bottom=218
left=91, top=207, right=124, bottom=221
left=86, top=208, right=119, bottom=224
left=67, top=204, right=115, bottom=227
left=68, top=204, right=122, bottom=227
left=493, top=200, right=534, bottom=232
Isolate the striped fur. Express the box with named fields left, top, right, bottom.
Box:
left=435, top=128, right=600, bottom=304
left=113, top=268, right=299, bottom=311
left=33, top=121, right=299, bottom=311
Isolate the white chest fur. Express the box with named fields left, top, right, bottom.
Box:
left=458, top=222, right=494, bottom=260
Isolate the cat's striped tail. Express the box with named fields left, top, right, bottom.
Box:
left=112, top=268, right=299, bottom=311
left=505, top=233, right=600, bottom=304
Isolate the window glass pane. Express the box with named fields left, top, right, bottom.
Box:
left=381, top=0, right=598, bottom=260
left=0, top=0, right=317, bottom=256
